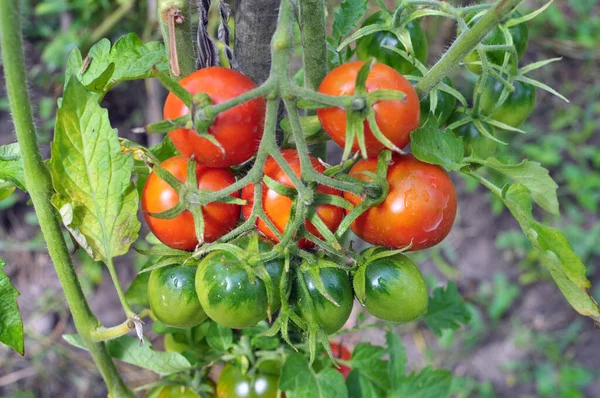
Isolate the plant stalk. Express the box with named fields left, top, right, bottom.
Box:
left=157, top=0, right=196, bottom=77
left=415, top=0, right=522, bottom=98
left=0, top=2, right=134, bottom=396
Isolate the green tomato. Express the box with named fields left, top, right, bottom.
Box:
left=419, top=76, right=457, bottom=127
left=448, top=112, right=497, bottom=159
left=479, top=76, right=536, bottom=128
left=354, top=253, right=428, bottom=322
left=216, top=364, right=280, bottom=398
left=148, top=265, right=208, bottom=328
left=463, top=11, right=528, bottom=74
left=195, top=245, right=284, bottom=329
left=158, top=385, right=200, bottom=398
left=356, top=11, right=428, bottom=75
left=295, top=265, right=354, bottom=335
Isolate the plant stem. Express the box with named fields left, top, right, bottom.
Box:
left=298, top=0, right=328, bottom=160
left=106, top=258, right=136, bottom=318
left=157, top=0, right=196, bottom=77
left=0, top=2, right=134, bottom=396
left=415, top=0, right=522, bottom=98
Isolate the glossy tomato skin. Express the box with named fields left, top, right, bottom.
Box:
left=479, top=77, right=536, bottom=128
left=355, top=253, right=428, bottom=322
left=317, top=62, right=420, bottom=157
left=463, top=12, right=528, bottom=74
left=158, top=385, right=201, bottom=398
left=148, top=265, right=208, bottom=328
left=241, top=149, right=344, bottom=249
left=356, top=11, right=428, bottom=75
left=447, top=112, right=497, bottom=159
left=418, top=76, right=457, bottom=127
left=217, top=365, right=280, bottom=398
left=164, top=67, right=266, bottom=167
left=141, top=156, right=240, bottom=251
left=330, top=342, right=352, bottom=378
left=195, top=250, right=283, bottom=329
left=344, top=154, right=457, bottom=251
left=295, top=266, right=354, bottom=335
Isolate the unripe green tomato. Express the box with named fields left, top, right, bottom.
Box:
left=447, top=112, right=497, bottom=159
left=356, top=11, right=428, bottom=75
left=419, top=76, right=457, bottom=127
left=148, top=265, right=208, bottom=328
left=479, top=77, right=536, bottom=128
left=295, top=266, right=354, bottom=335
left=158, top=385, right=200, bottom=398
left=463, top=11, right=528, bottom=74
left=217, top=364, right=280, bottom=398
left=354, top=253, right=428, bottom=322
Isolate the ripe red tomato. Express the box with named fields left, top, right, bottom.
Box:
left=164, top=67, right=266, bottom=167
left=316, top=61, right=420, bottom=157
left=141, top=156, right=240, bottom=250
left=241, top=149, right=343, bottom=249
left=343, top=154, right=457, bottom=251
left=330, top=342, right=352, bottom=378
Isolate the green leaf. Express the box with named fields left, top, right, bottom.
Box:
left=332, top=0, right=369, bottom=41
left=279, top=353, right=348, bottom=397
left=206, top=322, right=233, bottom=352
left=349, top=344, right=390, bottom=392
left=501, top=184, right=600, bottom=322
left=125, top=272, right=150, bottom=308
left=391, top=367, right=452, bottom=397
left=0, top=143, right=26, bottom=191
left=49, top=78, right=140, bottom=262
left=346, top=369, right=386, bottom=398
left=386, top=331, right=406, bottom=386
left=474, top=158, right=559, bottom=215
left=65, top=34, right=167, bottom=93
left=280, top=115, right=322, bottom=137
left=487, top=273, right=520, bottom=321
left=0, top=259, right=24, bottom=355
left=410, top=121, right=466, bottom=171
left=63, top=334, right=192, bottom=376
left=423, top=282, right=471, bottom=336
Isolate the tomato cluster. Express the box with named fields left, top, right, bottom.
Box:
left=141, top=8, right=532, bottom=358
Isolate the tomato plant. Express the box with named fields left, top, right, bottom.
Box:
left=354, top=250, right=428, bottom=322
left=329, top=342, right=352, bottom=378
left=142, top=156, right=240, bottom=251
left=241, top=149, right=344, bottom=249
left=316, top=61, right=420, bottom=157
left=356, top=11, right=428, bottom=75
left=164, top=67, right=266, bottom=167
left=1, top=0, right=591, bottom=397
left=344, top=154, right=457, bottom=251
left=158, top=385, right=201, bottom=398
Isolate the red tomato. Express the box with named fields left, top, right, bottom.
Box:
left=164, top=67, right=266, bottom=167
left=241, top=149, right=343, bottom=249
left=316, top=61, right=420, bottom=157
left=344, top=154, right=457, bottom=251
left=330, top=342, right=352, bottom=378
left=141, top=156, right=240, bottom=250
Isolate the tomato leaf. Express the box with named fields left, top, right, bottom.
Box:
left=49, top=78, right=140, bottom=262
left=386, top=331, right=407, bottom=386
left=501, top=184, right=600, bottom=323
left=348, top=343, right=390, bottom=393
left=0, top=259, right=24, bottom=355
left=422, top=282, right=471, bottom=336
left=474, top=158, right=559, bottom=215
left=125, top=272, right=150, bottom=308
left=62, top=334, right=193, bottom=376
left=206, top=322, right=233, bottom=352
left=280, top=353, right=348, bottom=397
left=346, top=369, right=386, bottom=398
left=332, top=0, right=369, bottom=42
left=410, top=120, right=466, bottom=172
left=391, top=367, right=453, bottom=397
left=65, top=33, right=167, bottom=94
left=0, top=143, right=26, bottom=192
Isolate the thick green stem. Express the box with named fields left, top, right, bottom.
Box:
left=415, top=0, right=522, bottom=98
left=298, top=0, right=328, bottom=159
left=0, top=2, right=134, bottom=397
left=158, top=0, right=196, bottom=77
